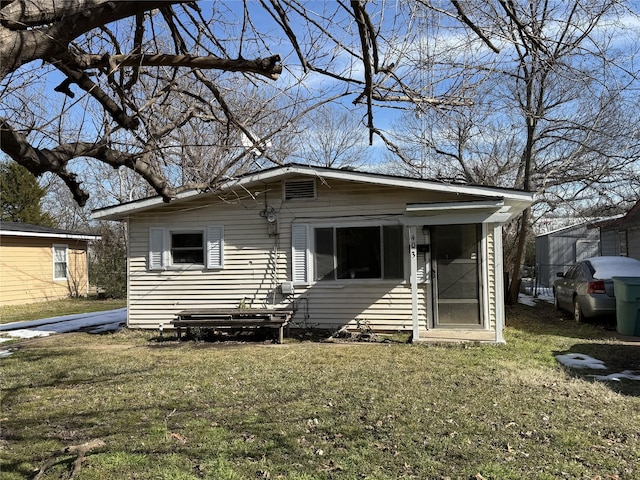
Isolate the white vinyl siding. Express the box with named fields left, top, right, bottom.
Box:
left=52, top=244, right=68, bottom=280
left=128, top=183, right=434, bottom=331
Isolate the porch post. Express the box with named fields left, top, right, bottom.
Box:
left=409, top=226, right=419, bottom=341
left=494, top=224, right=506, bottom=343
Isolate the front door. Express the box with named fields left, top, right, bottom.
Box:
left=431, top=224, right=481, bottom=327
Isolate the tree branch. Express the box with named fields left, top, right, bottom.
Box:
left=372, top=128, right=413, bottom=165
left=449, top=0, right=501, bottom=54
left=123, top=13, right=145, bottom=90
left=0, top=1, right=190, bottom=81
left=0, top=0, right=188, bottom=29
left=33, top=438, right=106, bottom=480
left=370, top=93, right=472, bottom=107
left=263, top=0, right=308, bottom=72
left=1, top=118, right=90, bottom=205
left=351, top=0, right=375, bottom=144
left=72, top=53, right=283, bottom=80
left=50, top=54, right=140, bottom=130
left=0, top=119, right=174, bottom=205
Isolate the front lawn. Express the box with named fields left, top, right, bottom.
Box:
left=2, top=301, right=639, bottom=479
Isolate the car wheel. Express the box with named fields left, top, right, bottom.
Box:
left=553, top=289, right=560, bottom=310
left=573, top=297, right=584, bottom=323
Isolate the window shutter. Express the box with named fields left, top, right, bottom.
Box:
left=206, top=225, right=224, bottom=269
left=292, top=223, right=309, bottom=284
left=149, top=227, right=165, bottom=270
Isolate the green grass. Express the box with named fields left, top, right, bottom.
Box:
left=2, top=301, right=639, bottom=479
left=0, top=297, right=126, bottom=324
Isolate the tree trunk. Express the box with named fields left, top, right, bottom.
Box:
left=506, top=207, right=530, bottom=305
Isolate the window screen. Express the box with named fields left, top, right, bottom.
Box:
left=314, top=227, right=335, bottom=281
left=313, top=225, right=403, bottom=281
left=171, top=232, right=204, bottom=264
left=53, top=245, right=67, bottom=280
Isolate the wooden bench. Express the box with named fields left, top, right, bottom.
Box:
left=171, top=308, right=293, bottom=343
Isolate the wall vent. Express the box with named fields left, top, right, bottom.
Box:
left=284, top=179, right=316, bottom=200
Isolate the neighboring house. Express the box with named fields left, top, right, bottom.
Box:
left=535, top=221, right=602, bottom=288
left=92, top=164, right=532, bottom=343
left=0, top=222, right=100, bottom=305
left=595, top=199, right=640, bottom=260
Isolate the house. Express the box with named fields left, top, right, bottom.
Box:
left=535, top=221, right=602, bottom=288
left=0, top=222, right=100, bottom=305
left=92, top=164, right=532, bottom=343
left=594, top=199, right=640, bottom=259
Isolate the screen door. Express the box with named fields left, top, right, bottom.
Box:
left=431, top=224, right=481, bottom=327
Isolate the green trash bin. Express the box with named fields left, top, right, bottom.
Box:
left=612, top=276, right=640, bottom=336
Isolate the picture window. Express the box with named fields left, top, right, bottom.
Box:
left=313, top=225, right=403, bottom=281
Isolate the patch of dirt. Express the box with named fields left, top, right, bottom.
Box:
left=330, top=326, right=379, bottom=342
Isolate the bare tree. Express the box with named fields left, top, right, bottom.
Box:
left=292, top=104, right=369, bottom=168
left=491, top=0, right=640, bottom=304
left=2, top=1, right=491, bottom=207
left=0, top=1, right=284, bottom=203
left=389, top=92, right=522, bottom=186
left=389, top=0, right=640, bottom=304
left=7, top=1, right=637, bottom=308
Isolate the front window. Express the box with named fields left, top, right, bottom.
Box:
left=171, top=232, right=204, bottom=265
left=314, top=225, right=403, bottom=281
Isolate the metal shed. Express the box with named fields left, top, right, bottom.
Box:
left=535, top=222, right=601, bottom=288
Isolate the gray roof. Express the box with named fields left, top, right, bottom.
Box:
left=0, top=222, right=100, bottom=240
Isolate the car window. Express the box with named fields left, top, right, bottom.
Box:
left=572, top=265, right=585, bottom=281
left=565, top=265, right=578, bottom=279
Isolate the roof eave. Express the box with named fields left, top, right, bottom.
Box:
left=0, top=230, right=100, bottom=241
left=92, top=164, right=533, bottom=221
